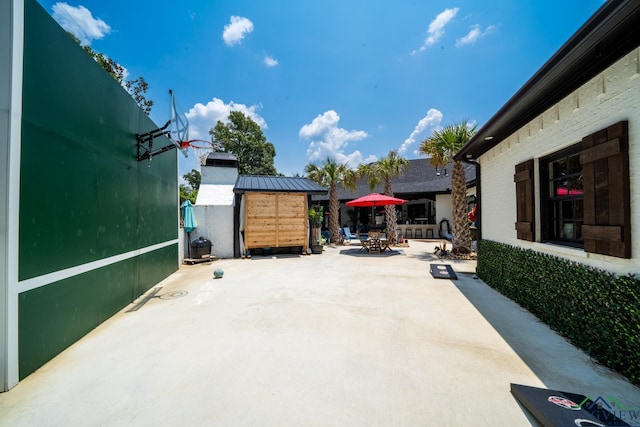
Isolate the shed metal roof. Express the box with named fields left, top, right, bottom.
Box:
left=234, top=175, right=328, bottom=195
left=455, top=0, right=640, bottom=161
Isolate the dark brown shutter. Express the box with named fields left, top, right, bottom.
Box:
left=580, top=121, right=630, bottom=258
left=514, top=159, right=535, bottom=241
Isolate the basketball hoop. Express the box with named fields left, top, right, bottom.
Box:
left=180, top=140, right=216, bottom=165
left=136, top=90, right=191, bottom=162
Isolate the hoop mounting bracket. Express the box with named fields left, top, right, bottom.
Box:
left=136, top=120, right=177, bottom=161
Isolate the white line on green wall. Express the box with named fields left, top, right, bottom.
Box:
left=18, top=240, right=179, bottom=293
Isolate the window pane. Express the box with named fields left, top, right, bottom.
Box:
left=553, top=219, right=563, bottom=238
left=570, top=176, right=583, bottom=194
left=552, top=158, right=566, bottom=178
left=555, top=180, right=571, bottom=197
left=568, top=154, right=581, bottom=174
left=574, top=199, right=583, bottom=220
left=561, top=222, right=575, bottom=239
left=561, top=201, right=573, bottom=219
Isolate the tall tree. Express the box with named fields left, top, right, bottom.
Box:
left=179, top=169, right=201, bottom=204
left=357, top=150, right=409, bottom=242
left=183, top=169, right=201, bottom=191
left=124, top=77, right=153, bottom=115
left=70, top=34, right=153, bottom=114
left=210, top=111, right=277, bottom=175
left=305, top=158, right=357, bottom=244
left=420, top=120, right=477, bottom=252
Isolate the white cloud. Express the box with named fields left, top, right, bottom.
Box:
left=264, top=55, right=279, bottom=67
left=456, top=24, right=496, bottom=47
left=412, top=8, right=459, bottom=54
left=222, top=16, right=254, bottom=46
left=120, top=64, right=129, bottom=83
left=398, top=109, right=443, bottom=154
left=52, top=2, right=111, bottom=46
left=185, top=98, right=267, bottom=140
left=299, top=110, right=373, bottom=167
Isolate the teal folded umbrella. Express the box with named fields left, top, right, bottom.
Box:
left=181, top=200, right=197, bottom=258
left=181, top=200, right=197, bottom=233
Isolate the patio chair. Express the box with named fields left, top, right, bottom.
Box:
left=368, top=231, right=382, bottom=254
left=357, top=232, right=370, bottom=252
left=342, top=227, right=358, bottom=243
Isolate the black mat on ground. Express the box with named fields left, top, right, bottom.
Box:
left=511, top=383, right=631, bottom=426
left=429, top=263, right=457, bottom=280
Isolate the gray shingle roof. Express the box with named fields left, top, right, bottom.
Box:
left=312, top=158, right=475, bottom=202
left=234, top=175, right=328, bottom=194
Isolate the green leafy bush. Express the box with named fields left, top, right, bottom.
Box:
left=308, top=205, right=324, bottom=227
left=477, top=240, right=640, bottom=385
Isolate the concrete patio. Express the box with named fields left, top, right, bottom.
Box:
left=1, top=240, right=639, bottom=426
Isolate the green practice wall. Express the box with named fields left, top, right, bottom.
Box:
left=17, top=0, right=178, bottom=378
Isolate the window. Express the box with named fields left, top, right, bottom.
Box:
left=515, top=121, right=630, bottom=258
left=540, top=144, right=584, bottom=247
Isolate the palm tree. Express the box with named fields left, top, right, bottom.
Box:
left=305, top=158, right=357, bottom=244
left=358, top=150, right=409, bottom=243
left=419, top=120, right=477, bottom=252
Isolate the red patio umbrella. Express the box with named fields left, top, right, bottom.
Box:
left=346, top=193, right=407, bottom=228
left=346, top=193, right=407, bottom=207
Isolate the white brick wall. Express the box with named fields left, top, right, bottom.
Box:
left=480, top=46, right=640, bottom=275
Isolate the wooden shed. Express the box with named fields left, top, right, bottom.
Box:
left=234, top=176, right=327, bottom=256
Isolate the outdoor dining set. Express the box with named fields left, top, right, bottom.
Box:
left=343, top=192, right=407, bottom=254
left=339, top=227, right=393, bottom=254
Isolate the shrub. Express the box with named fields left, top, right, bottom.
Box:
left=477, top=240, right=640, bottom=385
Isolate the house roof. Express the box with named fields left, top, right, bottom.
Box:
left=455, top=0, right=640, bottom=161
left=233, top=175, right=328, bottom=195
left=312, top=158, right=476, bottom=202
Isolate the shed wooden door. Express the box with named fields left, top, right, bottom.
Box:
left=244, top=192, right=309, bottom=251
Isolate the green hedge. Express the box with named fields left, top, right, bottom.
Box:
left=477, top=240, right=640, bottom=385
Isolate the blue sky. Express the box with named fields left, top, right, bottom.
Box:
left=37, top=0, right=605, bottom=177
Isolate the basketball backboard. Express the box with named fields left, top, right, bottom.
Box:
left=167, top=90, right=189, bottom=158
left=136, top=90, right=190, bottom=162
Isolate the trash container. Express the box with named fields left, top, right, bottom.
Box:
left=191, top=237, right=212, bottom=259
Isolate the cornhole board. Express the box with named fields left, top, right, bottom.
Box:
left=510, top=383, right=630, bottom=426
left=429, top=264, right=457, bottom=280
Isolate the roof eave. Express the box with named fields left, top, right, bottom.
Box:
left=455, top=0, right=640, bottom=161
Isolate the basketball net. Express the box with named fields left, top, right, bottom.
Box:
left=180, top=140, right=216, bottom=166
